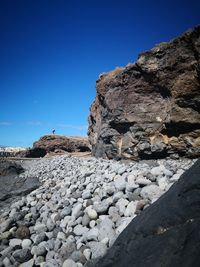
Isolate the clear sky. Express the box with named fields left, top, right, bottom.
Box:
left=0, top=0, right=200, bottom=147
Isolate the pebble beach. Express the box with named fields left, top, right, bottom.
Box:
left=0, top=155, right=196, bottom=266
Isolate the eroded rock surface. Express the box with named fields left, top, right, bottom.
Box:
left=88, top=25, right=200, bottom=160
left=19, top=135, right=91, bottom=158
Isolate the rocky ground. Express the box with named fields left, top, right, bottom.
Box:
left=0, top=155, right=196, bottom=267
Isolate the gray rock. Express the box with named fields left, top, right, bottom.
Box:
left=126, top=191, right=142, bottom=201
left=70, top=250, right=86, bottom=264
left=140, top=184, right=163, bottom=201
left=124, top=201, right=138, bottom=217
left=12, top=248, right=32, bottom=263
left=46, top=218, right=55, bottom=231
left=0, top=231, right=11, bottom=241
left=46, top=251, right=56, bottom=261
left=35, top=256, right=45, bottom=265
left=2, top=257, right=11, bottom=267
left=117, top=166, right=126, bottom=175
left=113, top=191, right=124, bottom=202
left=18, top=258, right=34, bottom=267
left=82, top=213, right=90, bottom=226
left=72, top=203, right=82, bottom=219
left=82, top=190, right=92, bottom=199
left=57, top=231, right=66, bottom=240
left=60, top=206, right=72, bottom=217
left=59, top=241, right=76, bottom=260
left=21, top=239, right=32, bottom=249
left=150, top=165, right=165, bottom=176
left=0, top=219, right=12, bottom=233
left=44, top=259, right=60, bottom=267
left=157, top=177, right=169, bottom=191
left=108, top=206, right=120, bottom=222
left=33, top=233, right=46, bottom=245
left=62, top=259, right=77, bottom=267
left=83, top=248, right=91, bottom=261
left=115, top=198, right=129, bottom=215
left=9, top=238, right=22, bottom=247
left=114, top=176, right=126, bottom=191
left=97, top=218, right=115, bottom=243
left=135, top=177, right=151, bottom=186
left=87, top=241, right=107, bottom=259
left=34, top=223, right=47, bottom=233
left=74, top=225, right=88, bottom=236
left=87, top=209, right=98, bottom=220
left=93, top=201, right=109, bottom=215
left=84, top=227, right=99, bottom=241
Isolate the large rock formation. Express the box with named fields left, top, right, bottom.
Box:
left=86, top=159, right=200, bottom=267
left=25, top=135, right=91, bottom=158
left=88, top=26, right=200, bottom=160
left=0, top=159, right=40, bottom=212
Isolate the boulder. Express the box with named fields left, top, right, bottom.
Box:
left=88, top=25, right=200, bottom=160
left=86, top=159, right=200, bottom=267
left=0, top=159, right=40, bottom=211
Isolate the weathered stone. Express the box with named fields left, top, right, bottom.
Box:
left=0, top=219, right=12, bottom=233
left=124, top=201, right=138, bottom=217
left=19, top=258, right=34, bottom=267
left=29, top=135, right=90, bottom=157
left=72, top=203, right=83, bottom=219
left=88, top=26, right=200, bottom=160
left=16, top=225, right=30, bottom=239
left=82, top=213, right=90, bottom=226
left=73, top=225, right=88, bottom=236
left=84, top=227, right=99, bottom=241
left=87, top=241, right=107, bottom=259
left=62, top=259, right=77, bottom=267
left=93, top=201, right=109, bottom=215
left=12, top=249, right=32, bottom=263
left=21, top=239, right=32, bottom=249
left=140, top=185, right=163, bottom=201
left=87, top=209, right=98, bottom=220
left=9, top=238, right=22, bottom=247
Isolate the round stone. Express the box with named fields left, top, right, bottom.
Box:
left=21, top=239, right=32, bottom=249
left=82, top=213, right=90, bottom=226
left=9, top=238, right=22, bottom=247
left=62, top=259, right=77, bottom=267
left=12, top=248, right=32, bottom=263
left=87, top=209, right=98, bottom=220
left=16, top=225, right=30, bottom=239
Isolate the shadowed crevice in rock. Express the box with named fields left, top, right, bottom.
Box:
left=85, top=159, right=200, bottom=267
left=161, top=122, right=200, bottom=137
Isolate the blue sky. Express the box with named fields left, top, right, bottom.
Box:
left=0, top=0, right=200, bottom=147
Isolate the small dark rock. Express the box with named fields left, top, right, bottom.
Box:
left=12, top=248, right=32, bottom=263
left=16, top=225, right=30, bottom=239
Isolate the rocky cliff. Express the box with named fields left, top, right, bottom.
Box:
left=88, top=26, right=200, bottom=160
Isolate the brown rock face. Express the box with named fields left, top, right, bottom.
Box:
left=88, top=26, right=200, bottom=160
left=24, top=135, right=90, bottom=157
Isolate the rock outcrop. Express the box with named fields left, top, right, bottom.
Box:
left=0, top=159, right=40, bottom=212
left=18, top=135, right=91, bottom=158
left=86, top=159, right=200, bottom=267
left=88, top=26, right=200, bottom=160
